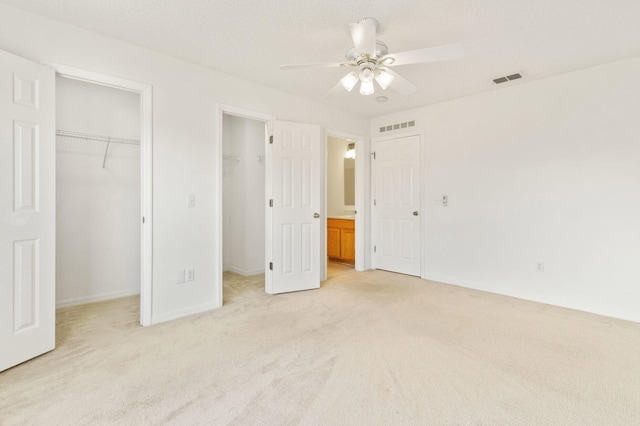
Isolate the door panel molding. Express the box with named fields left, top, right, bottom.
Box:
left=371, top=131, right=424, bottom=277
left=0, top=49, right=55, bottom=372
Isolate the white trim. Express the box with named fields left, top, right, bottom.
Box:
left=56, top=289, right=140, bottom=309
left=216, top=104, right=275, bottom=304
left=52, top=64, right=154, bottom=326
left=371, top=129, right=425, bottom=277
left=223, top=266, right=265, bottom=276
left=150, top=302, right=219, bottom=325
left=324, top=129, right=368, bottom=276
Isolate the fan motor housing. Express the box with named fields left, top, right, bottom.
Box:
left=345, top=40, right=389, bottom=62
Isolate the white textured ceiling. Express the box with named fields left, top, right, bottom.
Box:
left=3, top=0, right=640, bottom=117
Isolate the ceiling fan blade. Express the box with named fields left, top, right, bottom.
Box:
left=324, top=80, right=348, bottom=99
left=383, top=68, right=418, bottom=96
left=349, top=22, right=377, bottom=56
left=385, top=44, right=464, bottom=66
left=280, top=62, right=347, bottom=70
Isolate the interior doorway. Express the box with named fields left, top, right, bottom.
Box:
left=55, top=76, right=141, bottom=317
left=221, top=113, right=267, bottom=299
left=323, top=130, right=366, bottom=279
left=54, top=65, right=153, bottom=326
left=219, top=109, right=272, bottom=302
left=326, top=136, right=356, bottom=277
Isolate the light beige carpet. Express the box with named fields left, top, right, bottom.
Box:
left=1, top=270, right=639, bottom=425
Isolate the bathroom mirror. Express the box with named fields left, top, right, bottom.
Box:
left=344, top=158, right=355, bottom=205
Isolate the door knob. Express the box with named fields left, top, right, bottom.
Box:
left=313, top=213, right=320, bottom=218
left=413, top=211, right=419, bottom=216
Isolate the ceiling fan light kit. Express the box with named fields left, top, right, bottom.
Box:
left=359, top=80, right=375, bottom=95
left=340, top=71, right=359, bottom=92
left=374, top=69, right=394, bottom=90
left=280, top=17, right=464, bottom=98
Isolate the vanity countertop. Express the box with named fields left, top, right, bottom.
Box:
left=328, top=215, right=355, bottom=220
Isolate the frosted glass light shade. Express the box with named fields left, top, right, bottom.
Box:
left=360, top=80, right=375, bottom=95
left=375, top=69, right=394, bottom=90
left=340, top=72, right=359, bottom=92
left=359, top=67, right=374, bottom=83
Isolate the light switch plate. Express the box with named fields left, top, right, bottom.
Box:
left=187, top=194, right=196, bottom=208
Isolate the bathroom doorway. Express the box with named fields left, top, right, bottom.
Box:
left=326, top=136, right=356, bottom=278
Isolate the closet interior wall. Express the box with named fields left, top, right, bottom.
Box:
left=56, top=76, right=141, bottom=306
left=222, top=114, right=265, bottom=276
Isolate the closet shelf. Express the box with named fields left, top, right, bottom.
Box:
left=56, top=129, right=140, bottom=169
left=56, top=129, right=140, bottom=146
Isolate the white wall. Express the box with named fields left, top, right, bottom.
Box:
left=223, top=114, right=265, bottom=275
left=371, top=57, right=640, bottom=322
left=327, top=136, right=352, bottom=217
left=0, top=4, right=369, bottom=323
left=56, top=77, right=140, bottom=306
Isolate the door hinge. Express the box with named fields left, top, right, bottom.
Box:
left=371, top=151, right=376, bottom=160
left=373, top=199, right=376, bottom=206
left=269, top=262, right=273, bottom=271
left=269, top=199, right=273, bottom=207
left=142, top=216, right=145, bottom=224
left=374, top=246, right=377, bottom=253
left=269, top=135, right=273, bottom=144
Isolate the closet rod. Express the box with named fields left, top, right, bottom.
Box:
left=56, top=129, right=140, bottom=146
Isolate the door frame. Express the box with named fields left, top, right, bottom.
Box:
left=215, top=104, right=274, bottom=303
left=323, top=130, right=367, bottom=278
left=52, top=64, right=154, bottom=326
left=371, top=130, right=425, bottom=278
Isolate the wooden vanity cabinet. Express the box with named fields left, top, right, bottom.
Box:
left=327, top=218, right=355, bottom=264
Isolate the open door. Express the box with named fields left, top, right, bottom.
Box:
left=0, top=50, right=56, bottom=371
left=266, top=120, right=322, bottom=294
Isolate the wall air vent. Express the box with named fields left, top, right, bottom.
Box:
left=379, top=120, right=415, bottom=133
left=493, top=73, right=523, bottom=84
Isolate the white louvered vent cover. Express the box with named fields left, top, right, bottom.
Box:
left=378, top=120, right=416, bottom=134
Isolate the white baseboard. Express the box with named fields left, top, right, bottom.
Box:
left=223, top=265, right=265, bottom=276
left=56, top=288, right=140, bottom=308
left=151, top=301, right=220, bottom=325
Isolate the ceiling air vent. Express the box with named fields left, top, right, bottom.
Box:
left=379, top=120, right=415, bottom=133
left=493, top=73, right=523, bottom=84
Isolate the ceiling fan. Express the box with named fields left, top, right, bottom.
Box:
left=280, top=17, right=464, bottom=97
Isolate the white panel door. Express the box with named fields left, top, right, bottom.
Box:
left=267, top=121, right=321, bottom=294
left=0, top=50, right=55, bottom=371
left=373, top=134, right=421, bottom=276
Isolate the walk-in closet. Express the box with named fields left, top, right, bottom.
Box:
left=222, top=114, right=266, bottom=284
left=55, top=76, right=141, bottom=307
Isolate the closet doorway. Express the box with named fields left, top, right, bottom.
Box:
left=54, top=68, right=152, bottom=326
left=221, top=111, right=270, bottom=301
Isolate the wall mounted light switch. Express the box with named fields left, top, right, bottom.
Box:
left=187, top=194, right=196, bottom=208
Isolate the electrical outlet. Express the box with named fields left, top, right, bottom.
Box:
left=535, top=262, right=545, bottom=272
left=442, top=195, right=448, bottom=207
left=176, top=269, right=185, bottom=284
left=186, top=268, right=195, bottom=282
